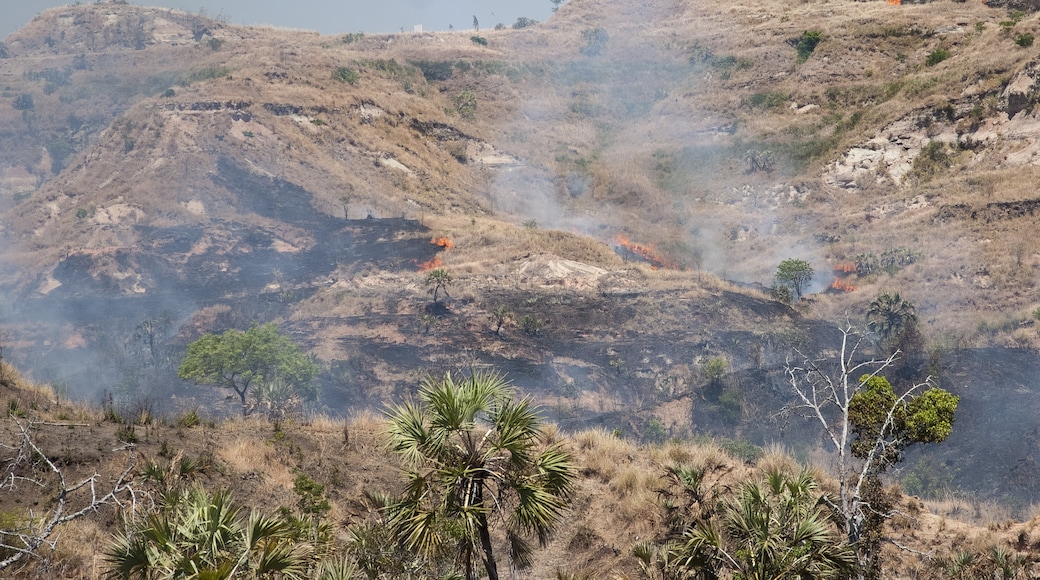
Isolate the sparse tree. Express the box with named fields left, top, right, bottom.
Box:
left=424, top=268, right=453, bottom=304
left=131, top=313, right=172, bottom=367
left=473, top=15, right=479, bottom=30
left=784, top=320, right=958, bottom=577
left=488, top=305, right=511, bottom=336
left=384, top=370, right=574, bottom=580
left=774, top=258, right=814, bottom=300
left=177, top=323, right=319, bottom=415
left=550, top=0, right=566, bottom=12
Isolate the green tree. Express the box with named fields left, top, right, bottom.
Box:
left=384, top=370, right=574, bottom=580
left=424, top=268, right=453, bottom=304
left=784, top=321, right=958, bottom=577
left=663, top=469, right=857, bottom=579
left=178, top=323, right=319, bottom=415
left=774, top=258, right=814, bottom=300
left=866, top=292, right=920, bottom=355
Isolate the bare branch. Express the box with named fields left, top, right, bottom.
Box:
left=0, top=419, right=140, bottom=570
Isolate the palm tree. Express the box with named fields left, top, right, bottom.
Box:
left=666, top=469, right=856, bottom=579
left=104, top=486, right=317, bottom=579
left=384, top=370, right=575, bottom=580
left=866, top=292, right=918, bottom=352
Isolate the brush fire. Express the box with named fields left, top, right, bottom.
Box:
left=611, top=233, right=680, bottom=270
left=417, top=237, right=453, bottom=271
left=830, top=262, right=857, bottom=293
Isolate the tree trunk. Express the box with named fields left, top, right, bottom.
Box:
left=477, top=512, right=498, bottom=580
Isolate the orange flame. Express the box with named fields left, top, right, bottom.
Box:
left=830, top=277, right=856, bottom=292
left=417, top=256, right=442, bottom=271
left=431, top=236, right=454, bottom=249
left=834, top=262, right=857, bottom=274
left=612, top=233, right=680, bottom=270
left=888, top=0, right=900, bottom=5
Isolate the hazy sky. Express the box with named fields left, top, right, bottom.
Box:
left=2, top=0, right=556, bottom=41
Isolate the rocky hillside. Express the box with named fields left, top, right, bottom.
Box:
left=3, top=0, right=1040, bottom=512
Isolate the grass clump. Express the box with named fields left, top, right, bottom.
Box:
left=926, top=48, right=951, bottom=67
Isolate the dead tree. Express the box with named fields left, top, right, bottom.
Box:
left=783, top=319, right=957, bottom=578
left=0, top=418, right=140, bottom=571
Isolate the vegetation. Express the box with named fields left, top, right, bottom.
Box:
left=332, top=67, right=359, bottom=85
left=774, top=258, right=814, bottom=300
left=177, top=323, right=320, bottom=415
left=424, top=269, right=453, bottom=304
left=384, top=371, right=575, bottom=579
left=795, top=30, right=822, bottom=62
left=866, top=292, right=921, bottom=355
left=926, top=48, right=951, bottom=66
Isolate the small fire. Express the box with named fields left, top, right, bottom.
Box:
left=417, top=256, right=442, bottom=271
left=830, top=277, right=856, bottom=292
left=431, top=236, right=454, bottom=249
left=887, top=0, right=900, bottom=5
left=834, top=262, right=857, bottom=274
left=612, top=233, right=680, bottom=270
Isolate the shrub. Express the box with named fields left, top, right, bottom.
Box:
left=75, top=208, right=88, bottom=219
left=926, top=48, right=950, bottom=66
left=206, top=37, right=224, bottom=51
left=470, top=35, right=487, bottom=46
left=161, top=88, right=175, bottom=97
left=519, top=315, right=543, bottom=335
left=795, top=30, right=822, bottom=62
left=1016, top=33, right=1034, bottom=47
left=452, top=91, right=477, bottom=119
left=12, top=93, right=33, bottom=111
left=745, top=91, right=787, bottom=109
left=342, top=32, right=364, bottom=44
left=512, top=17, right=538, bottom=29
left=333, top=67, right=360, bottom=85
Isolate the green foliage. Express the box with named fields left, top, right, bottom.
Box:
left=175, top=408, right=201, bottom=428
left=105, top=486, right=325, bottom=578
left=332, top=67, right=360, bottom=85
left=0, top=42, right=8, bottom=59
left=522, top=219, right=538, bottom=229
left=795, top=30, right=822, bottom=62
left=848, top=375, right=959, bottom=472
left=384, top=370, right=575, bottom=579
left=513, top=17, right=538, bottom=29
left=644, top=417, right=667, bottom=444
left=452, top=91, right=477, bottom=119
left=866, top=292, right=921, bottom=354
left=470, top=35, right=488, bottom=46
left=703, top=357, right=727, bottom=385
left=413, top=60, right=455, bottom=81
left=160, top=87, right=175, bottom=98
left=770, top=284, right=794, bottom=304
left=716, top=390, right=742, bottom=423
left=488, top=306, right=511, bottom=336
left=580, top=28, right=608, bottom=56
left=926, top=48, right=951, bottom=66
left=423, top=269, right=453, bottom=303
left=659, top=469, right=856, bottom=578
left=341, top=32, right=364, bottom=44
left=206, top=37, right=224, bottom=51
left=181, top=66, right=231, bottom=85
left=910, top=141, right=952, bottom=182
left=75, top=208, right=89, bottom=219
left=774, top=258, right=814, bottom=300
left=1016, top=33, right=1034, bottom=47
left=519, top=314, right=544, bottom=335
left=177, top=323, right=320, bottom=414
left=745, top=91, right=787, bottom=109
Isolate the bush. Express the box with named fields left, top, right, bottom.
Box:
left=470, top=35, right=487, bottom=46
left=452, top=91, right=477, bottom=119
left=1016, top=33, right=1034, bottom=47
left=342, top=32, right=364, bottom=44
left=926, top=48, right=950, bottom=66
left=512, top=17, right=538, bottom=29
left=745, top=91, right=787, bottom=109
left=333, top=67, right=360, bottom=85
left=12, top=93, right=33, bottom=111
left=795, top=30, right=822, bottom=62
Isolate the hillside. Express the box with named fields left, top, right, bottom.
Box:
left=1, top=365, right=1036, bottom=579
left=3, top=0, right=1040, bottom=534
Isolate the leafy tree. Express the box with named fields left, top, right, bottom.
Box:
left=424, top=268, right=453, bottom=304
left=774, top=258, right=814, bottom=300
left=663, top=469, right=857, bottom=579
left=784, top=320, right=958, bottom=577
left=178, top=323, right=319, bottom=415
left=384, top=370, right=574, bottom=580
